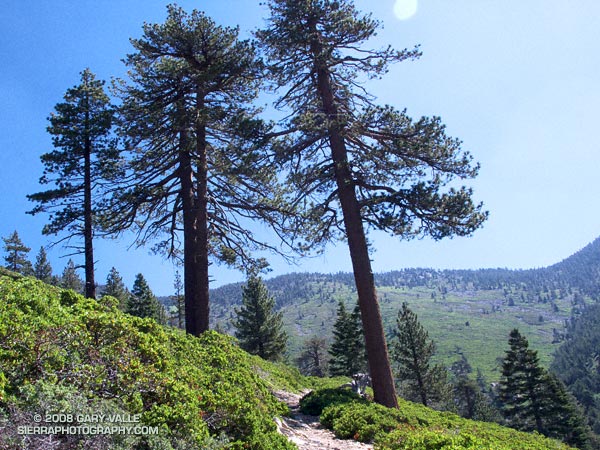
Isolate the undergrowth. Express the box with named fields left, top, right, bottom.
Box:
left=0, top=271, right=294, bottom=449
left=301, top=388, right=574, bottom=449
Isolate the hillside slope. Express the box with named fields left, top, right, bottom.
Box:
left=209, top=237, right=600, bottom=379
left=0, top=268, right=294, bottom=449
left=0, top=269, right=574, bottom=449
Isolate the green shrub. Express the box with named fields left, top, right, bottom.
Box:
left=299, top=387, right=366, bottom=415
left=0, top=274, right=295, bottom=449
left=304, top=388, right=573, bottom=450
left=321, top=401, right=405, bottom=442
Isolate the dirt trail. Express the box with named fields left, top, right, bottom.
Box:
left=273, top=390, right=373, bottom=450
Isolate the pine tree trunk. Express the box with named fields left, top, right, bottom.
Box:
left=194, top=91, right=210, bottom=334
left=309, top=23, right=398, bottom=408
left=83, top=101, right=96, bottom=299
left=179, top=127, right=201, bottom=336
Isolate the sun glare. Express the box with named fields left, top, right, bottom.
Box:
left=393, top=0, right=418, bottom=21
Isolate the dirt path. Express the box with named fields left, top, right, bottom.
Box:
left=273, top=390, right=374, bottom=450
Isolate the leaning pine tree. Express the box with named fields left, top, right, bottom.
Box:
left=233, top=276, right=287, bottom=361
left=28, top=69, right=119, bottom=299
left=258, top=0, right=487, bottom=407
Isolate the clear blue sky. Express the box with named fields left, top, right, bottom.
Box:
left=1, top=1, right=599, bottom=295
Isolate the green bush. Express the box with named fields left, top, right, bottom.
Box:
left=306, top=388, right=573, bottom=449
left=0, top=273, right=295, bottom=449
left=321, top=401, right=405, bottom=442
left=299, top=387, right=366, bottom=415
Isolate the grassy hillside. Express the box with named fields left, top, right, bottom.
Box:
left=209, top=238, right=600, bottom=380
left=0, top=269, right=577, bottom=449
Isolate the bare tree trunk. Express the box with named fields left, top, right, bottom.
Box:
left=195, top=91, right=210, bottom=333
left=179, top=127, right=201, bottom=336
left=309, top=26, right=398, bottom=408
left=83, top=103, right=96, bottom=299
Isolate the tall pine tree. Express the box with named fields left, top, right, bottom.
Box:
left=391, top=303, right=449, bottom=408
left=258, top=0, right=487, bottom=407
left=104, top=5, right=301, bottom=336
left=329, top=301, right=366, bottom=376
left=2, top=231, right=33, bottom=275
left=233, top=276, right=287, bottom=361
left=28, top=69, right=119, bottom=299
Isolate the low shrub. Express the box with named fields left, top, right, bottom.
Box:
left=0, top=273, right=295, bottom=449
left=299, top=387, right=366, bottom=416
left=307, top=388, right=573, bottom=449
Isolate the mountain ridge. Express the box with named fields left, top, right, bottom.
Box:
left=206, top=236, right=600, bottom=380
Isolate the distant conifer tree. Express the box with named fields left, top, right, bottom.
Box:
left=171, top=270, right=185, bottom=329
left=128, top=273, right=164, bottom=323
left=499, top=329, right=591, bottom=448
left=296, top=336, right=329, bottom=377
left=392, top=302, right=450, bottom=408
left=329, top=301, right=366, bottom=376
left=2, top=231, right=33, bottom=275
left=60, top=259, right=84, bottom=293
left=102, top=267, right=129, bottom=311
left=33, top=247, right=53, bottom=283
left=233, top=276, right=287, bottom=361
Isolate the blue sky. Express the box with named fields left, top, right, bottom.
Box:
left=1, top=0, right=599, bottom=295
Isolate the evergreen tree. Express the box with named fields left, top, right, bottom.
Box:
left=2, top=231, right=33, bottom=275
left=171, top=270, right=185, bottom=329
left=391, top=303, right=449, bottom=407
left=233, top=276, right=287, bottom=361
left=128, top=273, right=164, bottom=323
left=258, top=0, right=487, bottom=407
left=27, top=69, right=119, bottom=299
left=61, top=259, right=84, bottom=293
left=329, top=301, right=366, bottom=376
left=551, top=303, right=600, bottom=439
left=450, top=355, right=500, bottom=421
left=499, top=329, right=591, bottom=448
left=296, top=336, right=329, bottom=377
left=102, top=267, right=129, bottom=311
left=33, top=247, right=53, bottom=283
left=104, top=5, right=299, bottom=336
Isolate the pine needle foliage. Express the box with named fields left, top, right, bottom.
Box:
left=33, top=247, right=53, bottom=284
left=499, top=329, right=592, bottom=449
left=127, top=273, right=164, bottom=323
left=101, top=267, right=129, bottom=311
left=391, top=302, right=449, bottom=408
left=105, top=5, right=302, bottom=335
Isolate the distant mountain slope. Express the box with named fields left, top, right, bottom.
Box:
left=208, top=237, right=600, bottom=380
